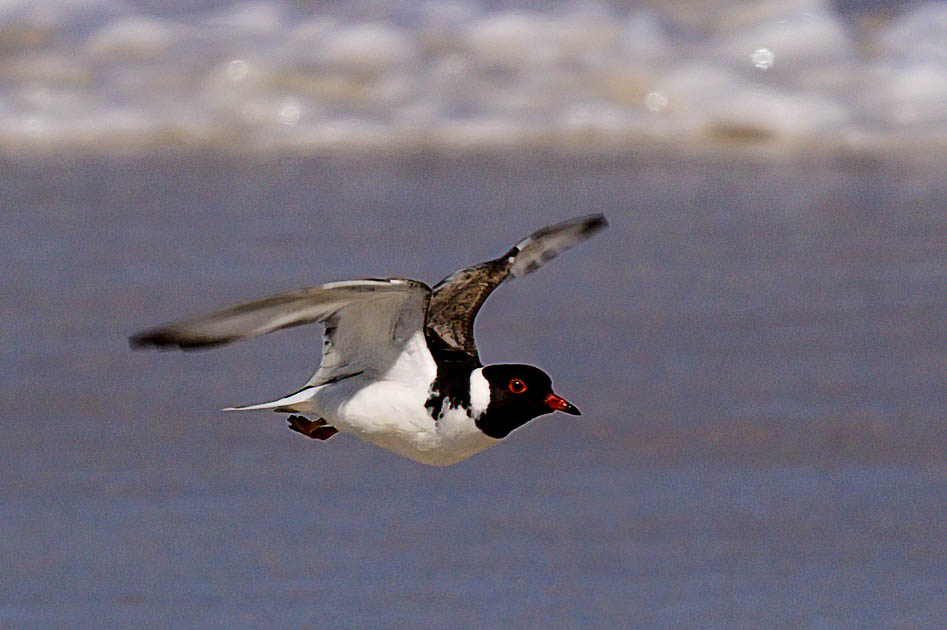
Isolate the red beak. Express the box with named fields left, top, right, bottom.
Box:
left=544, top=392, right=581, bottom=415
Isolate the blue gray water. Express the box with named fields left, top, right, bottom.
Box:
left=1, top=150, right=944, bottom=628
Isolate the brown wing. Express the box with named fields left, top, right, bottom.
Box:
left=424, top=214, right=608, bottom=365
left=425, top=257, right=511, bottom=365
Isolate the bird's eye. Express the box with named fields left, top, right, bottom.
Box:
left=509, top=379, right=527, bottom=394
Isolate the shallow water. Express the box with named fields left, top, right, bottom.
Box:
left=1, top=150, right=945, bottom=628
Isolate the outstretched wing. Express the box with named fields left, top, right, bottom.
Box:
left=130, top=278, right=432, bottom=382
left=424, top=214, right=608, bottom=365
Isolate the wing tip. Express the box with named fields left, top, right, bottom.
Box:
left=513, top=213, right=608, bottom=248
left=561, top=213, right=608, bottom=239
left=129, top=329, right=233, bottom=351
left=582, top=213, right=608, bottom=233
left=506, top=213, right=609, bottom=276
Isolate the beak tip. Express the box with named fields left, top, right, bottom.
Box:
left=546, top=393, right=581, bottom=416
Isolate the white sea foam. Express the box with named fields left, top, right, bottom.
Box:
left=0, top=0, right=944, bottom=154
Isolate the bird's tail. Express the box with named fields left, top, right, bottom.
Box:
left=222, top=386, right=316, bottom=413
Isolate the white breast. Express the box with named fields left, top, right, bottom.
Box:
left=307, top=356, right=498, bottom=466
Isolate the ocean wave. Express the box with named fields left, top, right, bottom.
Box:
left=1, top=0, right=945, bottom=154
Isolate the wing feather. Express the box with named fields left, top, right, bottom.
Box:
left=130, top=279, right=431, bottom=381
left=425, top=214, right=607, bottom=364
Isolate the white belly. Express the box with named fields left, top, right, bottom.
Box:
left=305, top=376, right=499, bottom=466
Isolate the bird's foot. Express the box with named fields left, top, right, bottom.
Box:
left=287, top=415, right=338, bottom=440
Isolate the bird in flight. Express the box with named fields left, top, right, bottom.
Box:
left=131, top=214, right=608, bottom=465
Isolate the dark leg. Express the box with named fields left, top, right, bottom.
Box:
left=286, top=415, right=339, bottom=440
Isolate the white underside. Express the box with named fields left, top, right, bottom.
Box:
left=296, top=376, right=497, bottom=466
left=228, top=333, right=499, bottom=466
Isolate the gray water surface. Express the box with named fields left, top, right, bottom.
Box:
left=1, top=151, right=944, bottom=628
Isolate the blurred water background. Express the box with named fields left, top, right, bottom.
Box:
left=1, top=1, right=945, bottom=628
left=0, top=0, right=946, bottom=153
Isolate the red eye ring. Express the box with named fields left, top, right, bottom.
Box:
left=509, top=379, right=527, bottom=394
